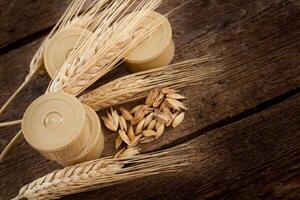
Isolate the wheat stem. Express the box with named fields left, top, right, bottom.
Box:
left=0, top=119, right=22, bottom=128
left=0, top=80, right=31, bottom=114
left=49, top=0, right=163, bottom=95
left=0, top=130, right=22, bottom=161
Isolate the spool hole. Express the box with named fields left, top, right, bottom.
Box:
left=43, top=112, right=63, bottom=131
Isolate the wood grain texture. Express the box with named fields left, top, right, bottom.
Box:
left=0, top=0, right=300, bottom=199
left=0, top=0, right=72, bottom=49
left=0, top=38, right=49, bottom=121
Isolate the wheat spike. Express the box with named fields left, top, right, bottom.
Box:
left=79, top=58, right=222, bottom=111
left=48, top=0, right=163, bottom=95
left=13, top=145, right=191, bottom=200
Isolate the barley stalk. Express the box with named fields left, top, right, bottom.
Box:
left=49, top=0, right=163, bottom=96
left=0, top=119, right=22, bottom=128
left=55, top=24, right=131, bottom=95
left=0, top=130, right=23, bottom=161
left=79, top=58, right=221, bottom=111
left=13, top=145, right=192, bottom=200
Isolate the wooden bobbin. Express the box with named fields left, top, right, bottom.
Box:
left=22, top=92, right=104, bottom=162
left=124, top=11, right=175, bottom=73
left=57, top=104, right=104, bottom=166
left=44, top=27, right=93, bottom=78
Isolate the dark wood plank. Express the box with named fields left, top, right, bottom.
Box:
left=0, top=38, right=49, bottom=121
left=103, top=0, right=300, bottom=155
left=66, top=93, right=300, bottom=200
left=0, top=0, right=173, bottom=50
left=0, top=0, right=73, bottom=49
left=0, top=0, right=300, bottom=199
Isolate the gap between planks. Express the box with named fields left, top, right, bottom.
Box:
left=0, top=26, right=53, bottom=56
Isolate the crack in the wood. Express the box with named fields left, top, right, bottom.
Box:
left=0, top=26, right=52, bottom=55
left=150, top=87, right=300, bottom=153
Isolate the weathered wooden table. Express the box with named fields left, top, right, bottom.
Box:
left=1, top=0, right=300, bottom=199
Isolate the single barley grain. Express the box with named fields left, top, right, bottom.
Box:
left=172, top=112, right=185, bottom=128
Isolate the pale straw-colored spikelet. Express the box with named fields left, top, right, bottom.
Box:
left=119, top=130, right=132, bottom=146
left=154, top=111, right=171, bottom=124
left=101, top=110, right=119, bottom=132
left=172, top=112, right=185, bottom=128
left=49, top=0, right=163, bottom=95
left=115, top=135, right=123, bottom=149
left=155, top=123, right=165, bottom=139
left=145, top=88, right=159, bottom=105
left=130, top=134, right=142, bottom=147
left=79, top=58, right=221, bottom=111
left=13, top=146, right=191, bottom=200
left=166, top=93, right=186, bottom=100
left=119, top=115, right=128, bottom=131
left=127, top=125, right=135, bottom=141
left=120, top=107, right=134, bottom=121
left=149, top=119, right=157, bottom=130
left=144, top=112, right=154, bottom=128
left=132, top=105, right=148, bottom=125
left=153, top=91, right=165, bottom=108
left=142, top=130, right=157, bottom=137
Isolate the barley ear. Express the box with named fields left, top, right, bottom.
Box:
left=13, top=145, right=192, bottom=200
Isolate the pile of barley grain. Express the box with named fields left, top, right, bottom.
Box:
left=101, top=88, right=187, bottom=156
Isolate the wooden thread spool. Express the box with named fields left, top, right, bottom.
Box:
left=22, top=92, right=104, bottom=162
left=44, top=27, right=94, bottom=78
left=57, top=104, right=104, bottom=166
left=124, top=11, right=175, bottom=73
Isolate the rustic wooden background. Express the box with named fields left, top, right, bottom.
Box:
left=1, top=0, right=300, bottom=199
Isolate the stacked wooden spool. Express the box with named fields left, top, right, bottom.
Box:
left=22, top=92, right=104, bottom=166
left=44, top=11, right=174, bottom=77
left=124, top=11, right=175, bottom=73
